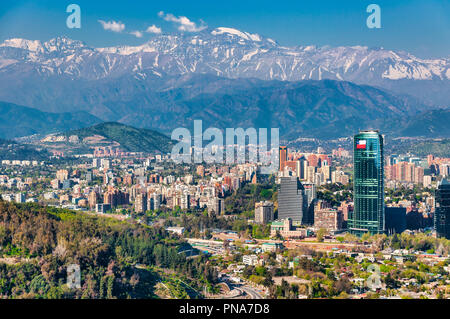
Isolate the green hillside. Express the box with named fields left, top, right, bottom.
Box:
left=388, top=138, right=450, bottom=158
left=0, top=201, right=216, bottom=299
left=398, top=109, right=450, bottom=138
left=65, top=122, right=174, bottom=154
left=0, top=139, right=50, bottom=161
left=410, top=139, right=450, bottom=158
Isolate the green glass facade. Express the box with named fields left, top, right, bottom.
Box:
left=349, top=130, right=385, bottom=236
left=435, top=179, right=450, bottom=239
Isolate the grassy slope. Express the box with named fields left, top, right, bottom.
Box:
left=65, top=122, right=174, bottom=153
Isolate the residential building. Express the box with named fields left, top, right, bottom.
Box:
left=135, top=193, right=147, bottom=213
left=255, top=201, right=274, bottom=224
left=314, top=208, right=343, bottom=232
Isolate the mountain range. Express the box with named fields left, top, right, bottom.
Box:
left=0, top=101, right=100, bottom=139
left=0, top=27, right=449, bottom=140
left=0, top=78, right=433, bottom=140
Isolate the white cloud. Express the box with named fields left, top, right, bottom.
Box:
left=146, top=25, right=162, bottom=34
left=158, top=11, right=207, bottom=32
left=130, top=31, right=143, bottom=38
left=98, top=20, right=125, bottom=33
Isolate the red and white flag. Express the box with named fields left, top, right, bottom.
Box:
left=356, top=140, right=366, bottom=149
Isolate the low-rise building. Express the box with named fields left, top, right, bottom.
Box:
left=166, top=226, right=185, bottom=235
left=261, top=242, right=284, bottom=252
left=270, top=219, right=308, bottom=239
left=242, top=254, right=259, bottom=266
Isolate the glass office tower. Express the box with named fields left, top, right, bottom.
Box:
left=435, top=179, right=450, bottom=239
left=278, top=176, right=305, bottom=224
left=349, top=130, right=385, bottom=236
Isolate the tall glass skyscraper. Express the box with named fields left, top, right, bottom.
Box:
left=349, top=130, right=385, bottom=236
left=435, top=179, right=450, bottom=239
left=278, top=176, right=305, bottom=224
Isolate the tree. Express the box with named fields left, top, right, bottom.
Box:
left=333, top=277, right=352, bottom=295
left=280, top=279, right=290, bottom=297
left=106, top=275, right=114, bottom=299
left=316, top=228, right=327, bottom=242
left=384, top=273, right=399, bottom=289
left=361, top=232, right=371, bottom=242
left=274, top=230, right=284, bottom=240
left=262, top=272, right=274, bottom=287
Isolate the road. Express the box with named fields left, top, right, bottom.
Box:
left=238, top=285, right=264, bottom=299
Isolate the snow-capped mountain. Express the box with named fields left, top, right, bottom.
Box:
left=0, top=28, right=448, bottom=83
left=0, top=27, right=449, bottom=139
left=0, top=27, right=449, bottom=121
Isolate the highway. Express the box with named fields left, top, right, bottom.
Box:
left=238, top=285, right=264, bottom=299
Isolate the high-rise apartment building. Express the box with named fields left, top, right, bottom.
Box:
left=349, top=130, right=385, bottom=236
left=255, top=201, right=274, bottom=224
left=56, top=169, right=69, bottom=182
left=208, top=197, right=224, bottom=216
left=135, top=193, right=147, bottom=213
left=180, top=194, right=191, bottom=210
left=279, top=146, right=288, bottom=172
left=88, top=191, right=98, bottom=209
left=148, top=193, right=162, bottom=211
left=314, top=208, right=343, bottom=232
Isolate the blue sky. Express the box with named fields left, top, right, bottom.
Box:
left=0, top=0, right=448, bottom=58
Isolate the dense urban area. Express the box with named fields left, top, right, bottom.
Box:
left=0, top=130, right=450, bottom=299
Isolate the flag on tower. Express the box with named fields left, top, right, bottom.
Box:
left=356, top=140, right=367, bottom=150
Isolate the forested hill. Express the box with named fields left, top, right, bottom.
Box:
left=63, top=122, right=174, bottom=154
left=0, top=201, right=216, bottom=299
left=0, top=138, right=50, bottom=161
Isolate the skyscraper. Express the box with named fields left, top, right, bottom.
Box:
left=435, top=179, right=450, bottom=239
left=303, top=183, right=317, bottom=224
left=349, top=130, right=385, bottom=236
left=278, top=176, right=305, bottom=223
left=279, top=146, right=287, bottom=171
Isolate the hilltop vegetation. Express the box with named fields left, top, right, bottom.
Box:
left=399, top=109, right=450, bottom=138
left=64, top=122, right=174, bottom=154
left=390, top=138, right=450, bottom=158
left=0, top=139, right=49, bottom=161
left=0, top=201, right=218, bottom=299
left=409, top=139, right=450, bottom=158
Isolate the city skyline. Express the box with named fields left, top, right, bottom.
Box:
left=1, top=1, right=450, bottom=302
left=1, top=127, right=450, bottom=300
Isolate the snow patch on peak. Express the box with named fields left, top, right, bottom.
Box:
left=0, top=38, right=43, bottom=52
left=211, top=27, right=261, bottom=42
left=43, top=37, right=86, bottom=52
left=97, top=44, right=156, bottom=55
left=303, top=45, right=317, bottom=52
